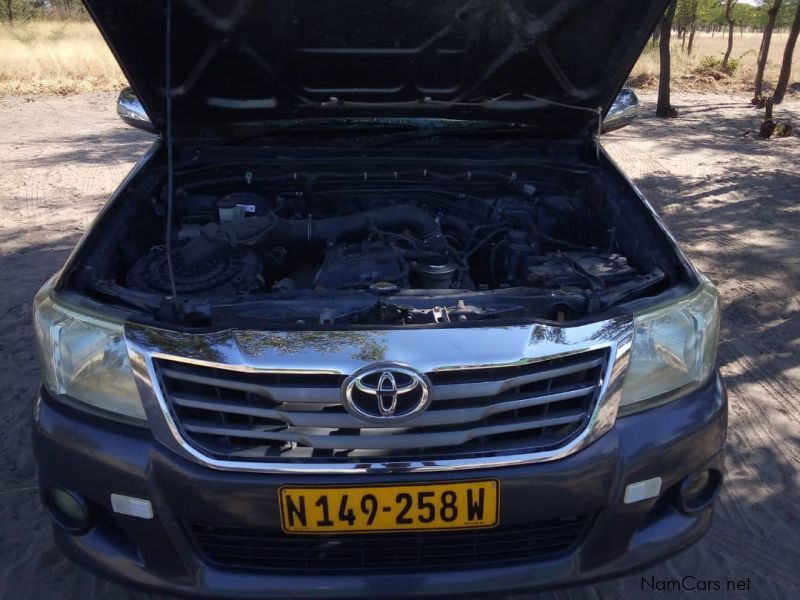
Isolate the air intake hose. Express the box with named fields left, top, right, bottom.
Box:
left=180, top=205, right=443, bottom=268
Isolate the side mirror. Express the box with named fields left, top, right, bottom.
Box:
left=602, top=88, right=640, bottom=133
left=116, top=87, right=157, bottom=134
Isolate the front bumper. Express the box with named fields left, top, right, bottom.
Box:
left=33, top=374, right=727, bottom=598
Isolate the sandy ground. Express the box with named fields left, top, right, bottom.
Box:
left=0, top=92, right=799, bottom=600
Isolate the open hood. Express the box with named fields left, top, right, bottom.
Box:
left=85, top=0, right=667, bottom=140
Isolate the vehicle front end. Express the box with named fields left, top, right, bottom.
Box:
left=32, top=280, right=725, bottom=597
left=32, top=0, right=726, bottom=596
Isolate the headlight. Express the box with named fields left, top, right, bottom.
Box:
left=33, top=283, right=145, bottom=421
left=620, top=278, right=720, bottom=414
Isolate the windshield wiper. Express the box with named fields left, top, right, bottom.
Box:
left=369, top=123, right=533, bottom=147
left=217, top=119, right=423, bottom=146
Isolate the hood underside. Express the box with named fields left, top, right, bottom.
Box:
left=85, top=0, right=667, bottom=139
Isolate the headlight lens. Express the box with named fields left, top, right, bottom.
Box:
left=33, top=285, right=145, bottom=420
left=620, top=279, right=720, bottom=412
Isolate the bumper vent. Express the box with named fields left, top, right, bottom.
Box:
left=156, top=349, right=607, bottom=463
left=188, top=516, right=592, bottom=573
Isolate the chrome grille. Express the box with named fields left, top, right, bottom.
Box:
left=156, top=349, right=607, bottom=463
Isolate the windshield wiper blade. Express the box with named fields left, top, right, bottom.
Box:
left=369, top=123, right=531, bottom=147
left=218, top=119, right=422, bottom=146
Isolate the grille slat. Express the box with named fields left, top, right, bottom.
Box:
left=195, top=531, right=583, bottom=552
left=429, top=355, right=605, bottom=400
left=180, top=409, right=587, bottom=450
left=192, top=521, right=586, bottom=543
left=159, top=366, right=342, bottom=404
left=157, top=348, right=607, bottom=463
left=170, top=383, right=596, bottom=429
left=195, top=542, right=575, bottom=563
left=188, top=516, right=592, bottom=573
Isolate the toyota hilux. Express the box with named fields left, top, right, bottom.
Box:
left=32, top=0, right=726, bottom=597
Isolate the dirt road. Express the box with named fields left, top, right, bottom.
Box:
left=1, top=93, right=798, bottom=600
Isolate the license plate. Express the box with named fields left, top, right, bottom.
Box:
left=279, top=480, right=499, bottom=534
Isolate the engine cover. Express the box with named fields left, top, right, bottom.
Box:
left=314, top=242, right=408, bottom=290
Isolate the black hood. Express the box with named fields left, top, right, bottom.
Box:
left=85, top=0, right=667, bottom=139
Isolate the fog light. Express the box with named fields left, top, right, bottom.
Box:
left=45, top=488, right=91, bottom=532
left=678, top=469, right=721, bottom=513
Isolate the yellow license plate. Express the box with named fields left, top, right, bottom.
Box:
left=279, top=480, right=499, bottom=534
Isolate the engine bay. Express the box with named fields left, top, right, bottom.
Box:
left=79, top=158, right=672, bottom=326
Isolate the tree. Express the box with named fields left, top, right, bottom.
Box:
left=686, top=0, right=700, bottom=55
left=675, top=0, right=700, bottom=53
left=732, top=2, right=762, bottom=30
left=686, top=0, right=719, bottom=54
left=688, top=0, right=717, bottom=54
left=753, top=0, right=784, bottom=104
left=657, top=0, right=680, bottom=117
left=0, top=0, right=86, bottom=23
left=722, top=0, right=738, bottom=70
left=773, top=0, right=800, bottom=104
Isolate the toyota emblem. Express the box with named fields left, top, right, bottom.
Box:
left=343, top=364, right=431, bottom=424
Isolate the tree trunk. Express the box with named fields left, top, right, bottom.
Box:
left=651, top=26, right=661, bottom=49
left=722, top=1, right=736, bottom=70
left=686, top=1, right=699, bottom=56
left=656, top=0, right=679, bottom=118
left=722, top=22, right=734, bottom=68
left=4, top=0, right=13, bottom=25
left=753, top=0, right=783, bottom=104
left=774, top=0, right=800, bottom=104
left=759, top=97, right=776, bottom=138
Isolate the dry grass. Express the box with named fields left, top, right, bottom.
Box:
left=0, top=21, right=126, bottom=95
left=0, top=21, right=797, bottom=97
left=629, top=31, right=800, bottom=95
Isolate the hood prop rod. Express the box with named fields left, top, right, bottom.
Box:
left=164, top=0, right=181, bottom=317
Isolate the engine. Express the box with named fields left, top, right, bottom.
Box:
left=125, top=187, right=640, bottom=300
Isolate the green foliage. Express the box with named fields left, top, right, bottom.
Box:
left=697, top=54, right=741, bottom=75
left=732, top=3, right=764, bottom=28
left=673, top=0, right=799, bottom=29
left=778, top=0, right=800, bottom=27
left=675, top=0, right=723, bottom=29
left=1, top=0, right=86, bottom=24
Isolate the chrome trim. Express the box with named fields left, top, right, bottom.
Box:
left=116, top=87, right=157, bottom=134
left=343, top=363, right=432, bottom=425
left=601, top=88, right=640, bottom=134
left=158, top=365, right=341, bottom=403
left=167, top=383, right=598, bottom=430
left=431, top=355, right=605, bottom=401
left=181, top=409, right=586, bottom=449
left=125, top=317, right=634, bottom=474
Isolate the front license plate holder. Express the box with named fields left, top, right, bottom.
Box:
left=279, top=480, right=499, bottom=534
